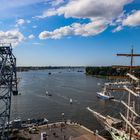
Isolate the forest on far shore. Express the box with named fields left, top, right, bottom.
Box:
left=86, top=66, right=140, bottom=77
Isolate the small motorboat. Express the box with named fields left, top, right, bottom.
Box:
left=46, top=91, right=52, bottom=96
left=70, top=98, right=73, bottom=104
left=97, top=86, right=114, bottom=100
left=97, top=92, right=114, bottom=99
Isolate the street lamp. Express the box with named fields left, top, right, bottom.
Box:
left=61, top=113, right=65, bottom=122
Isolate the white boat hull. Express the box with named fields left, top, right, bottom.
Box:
left=97, top=92, right=114, bottom=99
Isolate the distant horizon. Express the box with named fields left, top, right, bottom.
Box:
left=16, top=65, right=140, bottom=67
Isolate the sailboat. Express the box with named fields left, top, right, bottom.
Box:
left=87, top=73, right=140, bottom=140
left=109, top=73, right=140, bottom=140
left=88, top=49, right=140, bottom=140
left=97, top=84, right=114, bottom=100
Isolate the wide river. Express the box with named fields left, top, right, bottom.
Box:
left=11, top=68, right=140, bottom=132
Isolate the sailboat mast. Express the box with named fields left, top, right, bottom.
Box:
left=127, top=48, right=133, bottom=138
left=130, top=101, right=136, bottom=140
left=126, top=92, right=131, bottom=132
left=130, top=48, right=133, bottom=73
left=129, top=48, right=134, bottom=140
left=125, top=48, right=133, bottom=134
left=132, top=101, right=136, bottom=124
left=130, top=102, right=136, bottom=140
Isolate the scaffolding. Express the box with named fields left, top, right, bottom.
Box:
left=0, top=43, right=18, bottom=139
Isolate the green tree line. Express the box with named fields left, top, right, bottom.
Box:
left=86, top=66, right=140, bottom=77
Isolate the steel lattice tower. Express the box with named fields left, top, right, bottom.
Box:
left=0, top=44, right=18, bottom=139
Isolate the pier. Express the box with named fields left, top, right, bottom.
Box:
left=9, top=121, right=106, bottom=140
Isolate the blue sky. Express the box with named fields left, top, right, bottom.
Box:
left=0, top=0, right=140, bottom=66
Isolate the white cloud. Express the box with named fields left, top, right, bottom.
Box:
left=16, top=19, right=31, bottom=27
left=28, top=34, right=35, bottom=39
left=33, top=42, right=43, bottom=45
left=16, top=19, right=25, bottom=26
left=37, top=8, right=57, bottom=18
left=112, top=26, right=123, bottom=32
left=39, top=19, right=108, bottom=39
left=39, top=0, right=133, bottom=20
left=122, top=10, right=140, bottom=26
left=38, top=0, right=134, bottom=37
left=50, top=0, right=64, bottom=6
left=0, top=30, right=24, bottom=46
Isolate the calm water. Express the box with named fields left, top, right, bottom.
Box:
left=10, top=69, right=140, bottom=131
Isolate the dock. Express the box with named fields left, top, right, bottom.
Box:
left=10, top=121, right=106, bottom=140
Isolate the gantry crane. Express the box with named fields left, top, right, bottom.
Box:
left=0, top=43, right=18, bottom=139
